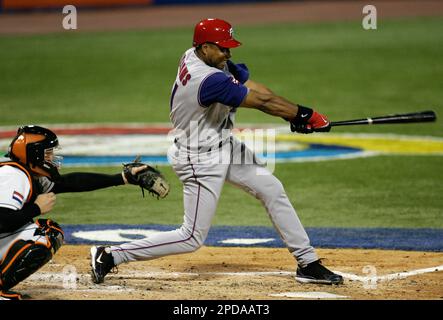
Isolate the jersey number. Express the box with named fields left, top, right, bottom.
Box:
left=171, top=57, right=191, bottom=109
left=179, top=59, right=191, bottom=86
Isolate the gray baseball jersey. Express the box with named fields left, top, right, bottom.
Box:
left=110, top=48, right=318, bottom=268
left=169, top=48, right=243, bottom=150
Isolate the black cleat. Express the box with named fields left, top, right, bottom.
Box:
left=296, top=260, right=344, bottom=285
left=90, top=246, right=116, bottom=284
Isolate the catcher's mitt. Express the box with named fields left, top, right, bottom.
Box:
left=123, top=156, right=170, bottom=199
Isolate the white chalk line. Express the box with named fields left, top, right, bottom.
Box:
left=25, top=286, right=135, bottom=293
left=28, top=265, right=443, bottom=284
left=27, top=271, right=296, bottom=283
left=270, top=292, right=349, bottom=299
left=335, top=264, right=443, bottom=283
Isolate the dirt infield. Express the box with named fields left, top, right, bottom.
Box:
left=16, top=245, right=443, bottom=300
left=1, top=0, right=443, bottom=35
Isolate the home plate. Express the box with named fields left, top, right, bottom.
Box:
left=270, top=292, right=349, bottom=299
left=219, top=238, right=275, bottom=245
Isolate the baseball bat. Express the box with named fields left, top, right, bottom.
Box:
left=330, top=110, right=437, bottom=127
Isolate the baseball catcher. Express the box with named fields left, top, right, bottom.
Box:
left=122, top=156, right=170, bottom=199
left=0, top=125, right=168, bottom=300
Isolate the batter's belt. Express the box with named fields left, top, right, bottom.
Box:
left=173, top=136, right=233, bottom=153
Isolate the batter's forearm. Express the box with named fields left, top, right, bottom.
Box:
left=260, top=95, right=299, bottom=120
left=241, top=91, right=299, bottom=121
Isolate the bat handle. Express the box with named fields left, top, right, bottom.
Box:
left=313, top=125, right=332, bottom=132
left=330, top=119, right=370, bottom=127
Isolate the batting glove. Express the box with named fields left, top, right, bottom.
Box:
left=290, top=105, right=331, bottom=134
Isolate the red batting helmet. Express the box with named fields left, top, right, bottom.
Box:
left=193, top=18, right=241, bottom=48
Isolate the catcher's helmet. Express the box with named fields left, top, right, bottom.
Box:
left=193, top=18, right=241, bottom=48
left=6, top=125, right=62, bottom=180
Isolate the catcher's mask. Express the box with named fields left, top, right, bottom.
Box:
left=6, top=125, right=62, bottom=180
left=193, top=18, right=241, bottom=49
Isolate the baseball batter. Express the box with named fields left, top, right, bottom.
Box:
left=91, top=18, right=343, bottom=285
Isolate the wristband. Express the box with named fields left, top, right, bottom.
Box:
left=293, top=105, right=313, bottom=124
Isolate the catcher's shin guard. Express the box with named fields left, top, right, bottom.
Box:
left=0, top=219, right=64, bottom=291
left=0, top=240, right=52, bottom=291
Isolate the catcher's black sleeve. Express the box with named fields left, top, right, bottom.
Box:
left=52, top=173, right=125, bottom=194
left=0, top=203, right=41, bottom=233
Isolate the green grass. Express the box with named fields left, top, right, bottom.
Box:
left=0, top=17, right=442, bottom=136
left=48, top=155, right=443, bottom=228
left=1, top=17, right=442, bottom=229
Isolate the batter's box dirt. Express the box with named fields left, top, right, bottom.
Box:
left=15, top=245, right=443, bottom=300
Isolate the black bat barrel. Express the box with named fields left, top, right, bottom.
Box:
left=330, top=110, right=437, bottom=127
